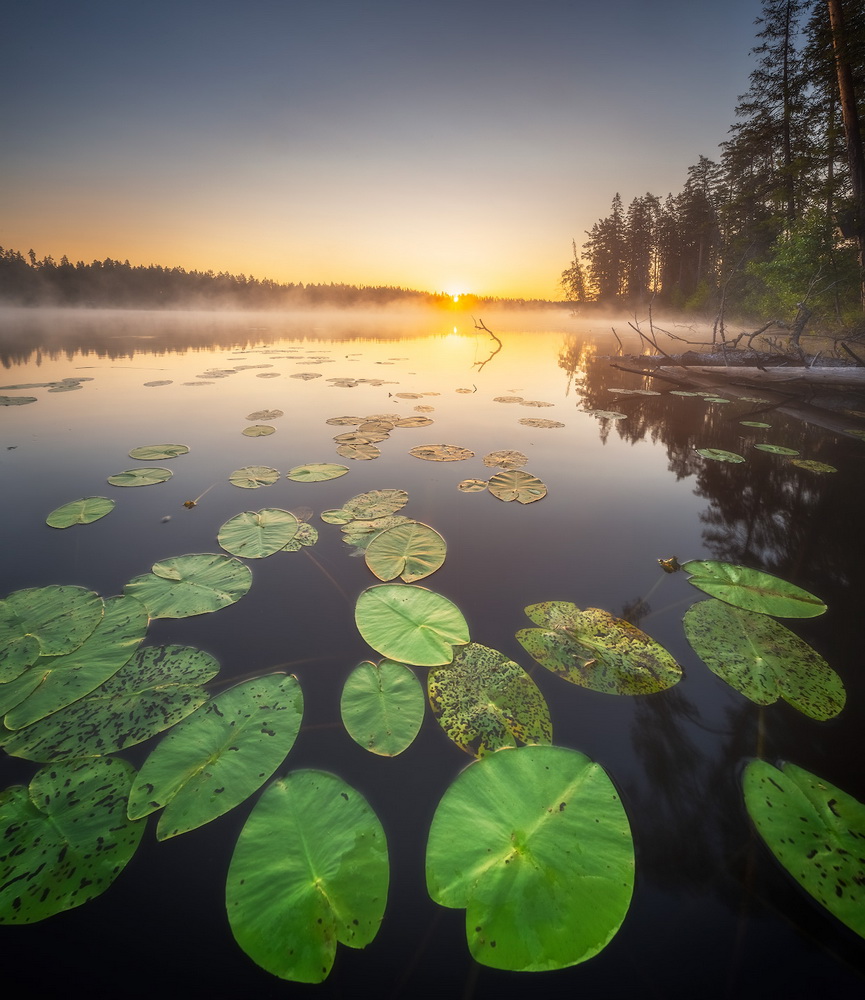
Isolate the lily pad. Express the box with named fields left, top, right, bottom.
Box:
left=0, top=395, right=37, bottom=405
left=695, top=448, right=745, bottom=463
left=1, top=585, right=103, bottom=663
left=242, top=424, right=276, bottom=437
left=482, top=450, right=528, bottom=469
left=128, top=444, right=189, bottom=460
left=246, top=409, right=284, bottom=421
left=355, top=584, right=470, bottom=666
left=320, top=508, right=355, bottom=525
left=458, top=479, right=488, bottom=493
left=790, top=459, right=837, bottom=473
left=488, top=470, right=547, bottom=504
left=428, top=643, right=552, bottom=757
left=2, top=595, right=148, bottom=730
left=280, top=522, right=319, bottom=551
left=0, top=645, right=219, bottom=761
left=46, top=496, right=115, bottom=528
left=229, top=465, right=280, bottom=488
left=218, top=509, right=300, bottom=559
left=681, top=560, right=826, bottom=618
left=107, top=467, right=174, bottom=487
left=128, top=673, right=303, bottom=839
left=343, top=489, right=409, bottom=520
left=123, top=553, right=252, bottom=618
left=516, top=602, right=681, bottom=695
left=743, top=761, right=865, bottom=938
left=409, top=444, right=475, bottom=462
left=754, top=443, right=800, bottom=456
left=426, top=744, right=634, bottom=971
left=340, top=660, right=425, bottom=756
left=286, top=463, right=349, bottom=483
left=518, top=418, right=565, bottom=428
left=342, top=516, right=413, bottom=550
left=337, top=443, right=380, bottom=460
left=683, top=599, right=845, bottom=719
left=586, top=410, right=627, bottom=419
left=0, top=756, right=144, bottom=924
left=740, top=421, right=772, bottom=428
left=226, top=770, right=389, bottom=982
left=365, top=521, right=446, bottom=582
left=392, top=416, right=433, bottom=428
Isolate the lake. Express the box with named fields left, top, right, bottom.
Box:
left=1, top=307, right=863, bottom=998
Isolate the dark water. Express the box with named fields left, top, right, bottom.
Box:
left=1, top=309, right=863, bottom=998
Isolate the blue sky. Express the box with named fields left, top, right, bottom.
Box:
left=1, top=0, right=763, bottom=298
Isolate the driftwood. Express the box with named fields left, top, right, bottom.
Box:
left=679, top=365, right=865, bottom=387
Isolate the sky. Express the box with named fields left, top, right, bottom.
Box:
left=1, top=0, right=764, bottom=300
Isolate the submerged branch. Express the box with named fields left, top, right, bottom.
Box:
left=471, top=317, right=503, bottom=371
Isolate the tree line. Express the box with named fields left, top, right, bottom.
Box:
left=563, top=0, right=865, bottom=328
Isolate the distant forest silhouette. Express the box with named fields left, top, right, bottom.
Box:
left=0, top=247, right=554, bottom=311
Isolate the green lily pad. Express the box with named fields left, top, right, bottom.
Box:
left=790, top=459, right=837, bottom=473
left=695, top=448, right=745, bottom=463
left=343, top=489, right=409, bottom=520
left=0, top=756, right=145, bottom=924
left=740, top=421, right=772, bottom=428
left=2, top=595, right=148, bottom=730
left=229, top=465, right=280, bottom=488
left=515, top=602, right=681, bottom=695
left=123, top=553, right=253, bottom=618
left=0, top=395, right=37, bottom=405
left=342, top=515, right=414, bottom=550
left=681, top=560, right=826, bottom=618
left=426, top=744, right=634, bottom=971
left=1, top=585, right=104, bottom=673
left=683, top=599, right=845, bottom=719
left=242, top=424, right=275, bottom=437
left=365, top=521, right=446, bottom=582
left=488, top=469, right=547, bottom=504
left=409, top=444, right=475, bottom=462
left=355, top=585, right=470, bottom=666
left=128, top=673, right=303, bottom=839
left=107, top=467, right=173, bottom=487
left=754, top=443, right=800, bottom=455
left=46, top=496, right=115, bottom=528
left=218, top=509, right=300, bottom=559
left=428, top=643, right=552, bottom=757
left=286, top=463, right=349, bottom=483
left=743, top=761, right=865, bottom=939
left=128, top=444, right=189, bottom=460
left=226, top=770, right=389, bottom=982
left=280, top=522, right=319, bottom=551
left=340, top=660, right=425, bottom=756
left=0, top=645, right=219, bottom=762
left=320, top=508, right=354, bottom=525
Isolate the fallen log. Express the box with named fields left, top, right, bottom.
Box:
left=680, top=365, right=865, bottom=387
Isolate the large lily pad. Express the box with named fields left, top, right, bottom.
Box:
left=516, top=602, right=681, bottom=695
left=286, top=463, right=349, bottom=483
left=682, top=599, right=844, bottom=719
left=128, top=444, right=189, bottom=460
left=365, top=521, right=446, bottom=582
left=0, top=756, right=144, bottom=924
left=488, top=470, right=547, bottom=504
left=226, top=770, right=389, bottom=982
left=2, top=595, right=148, bottom=729
left=124, top=553, right=252, bottom=618
left=426, top=744, right=634, bottom=971
left=229, top=465, right=280, bottom=489
left=46, top=496, right=115, bottom=528
left=743, top=760, right=865, bottom=938
left=128, top=673, right=303, bottom=839
left=107, top=467, right=174, bottom=487
left=428, top=643, right=552, bottom=757
left=218, top=509, right=299, bottom=559
left=355, top=585, right=470, bottom=666
left=0, top=645, right=219, bottom=762
left=340, top=660, right=425, bottom=756
left=682, top=560, right=826, bottom=618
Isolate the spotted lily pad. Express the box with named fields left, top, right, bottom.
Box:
left=218, top=509, right=299, bottom=559
left=518, top=418, right=565, bottom=428
left=488, top=470, right=547, bottom=504
left=682, top=561, right=826, bottom=618
left=226, top=770, right=389, bottom=982
left=340, top=659, right=425, bottom=756
left=0, top=645, right=219, bottom=761
left=286, top=463, right=349, bottom=483
left=683, top=598, right=844, bottom=719
left=342, top=516, right=413, bottom=550
left=409, top=444, right=474, bottom=462
left=0, top=756, right=145, bottom=924
left=482, top=450, right=527, bottom=469
left=280, top=522, right=319, bottom=550
left=516, top=602, right=681, bottom=695
left=355, top=584, right=470, bottom=666
left=695, top=448, right=745, bottom=463
left=343, top=489, right=409, bottom=520
left=128, top=673, right=303, bottom=839
left=46, top=496, right=115, bottom=528
left=428, top=643, right=552, bottom=757
left=123, top=553, right=252, bottom=618
left=107, top=467, right=174, bottom=487
left=791, top=459, right=837, bottom=473
left=365, top=521, right=446, bottom=582
left=743, top=761, right=865, bottom=938
left=128, top=444, right=189, bottom=460
left=229, top=465, right=280, bottom=489
left=426, top=744, right=634, bottom=971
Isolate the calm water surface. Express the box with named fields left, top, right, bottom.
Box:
left=1, top=309, right=863, bottom=998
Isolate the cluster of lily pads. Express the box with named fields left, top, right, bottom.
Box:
left=1, top=427, right=863, bottom=982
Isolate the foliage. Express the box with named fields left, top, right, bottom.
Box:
left=340, top=659, right=425, bottom=756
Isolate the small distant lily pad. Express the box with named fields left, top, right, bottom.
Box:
left=518, top=418, right=565, bottom=428
left=337, top=443, right=380, bottom=460
left=754, top=443, right=799, bottom=455
left=108, top=467, right=174, bottom=487
left=482, top=450, right=527, bottom=469
left=0, top=396, right=37, bottom=406
left=409, top=444, right=474, bottom=462
left=740, top=421, right=772, bottom=428
left=586, top=410, right=627, bottom=419
left=286, top=463, right=350, bottom=483
left=791, top=459, right=837, bottom=474
left=458, top=479, right=488, bottom=493
left=229, top=465, right=280, bottom=489
left=128, top=444, right=189, bottom=460
left=695, top=448, right=745, bottom=463
left=46, top=496, right=115, bottom=528
left=242, top=424, right=276, bottom=437
left=343, top=489, right=409, bottom=520
left=246, top=409, right=284, bottom=421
